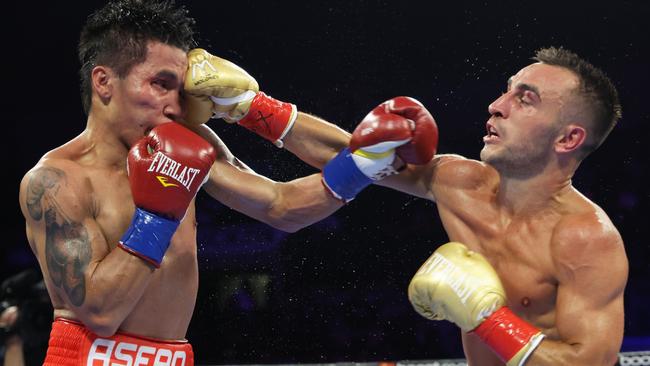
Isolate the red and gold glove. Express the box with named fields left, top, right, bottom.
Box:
left=184, top=48, right=297, bottom=147
left=408, top=242, right=545, bottom=366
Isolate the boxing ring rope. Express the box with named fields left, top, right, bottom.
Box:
left=203, top=350, right=650, bottom=366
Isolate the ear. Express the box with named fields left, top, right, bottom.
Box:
left=91, top=66, right=114, bottom=104
left=555, top=124, right=587, bottom=153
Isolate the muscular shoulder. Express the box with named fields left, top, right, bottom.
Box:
left=430, top=154, right=498, bottom=198
left=550, top=201, right=627, bottom=283
left=20, top=157, right=93, bottom=224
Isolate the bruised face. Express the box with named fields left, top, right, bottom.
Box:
left=107, top=41, right=188, bottom=146
left=480, top=63, right=581, bottom=178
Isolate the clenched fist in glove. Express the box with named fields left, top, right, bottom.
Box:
left=184, top=48, right=296, bottom=147
left=322, top=97, right=438, bottom=202
left=408, top=242, right=545, bottom=366
left=119, top=122, right=216, bottom=267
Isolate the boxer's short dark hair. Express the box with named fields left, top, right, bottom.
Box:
left=78, top=0, right=196, bottom=114
left=534, top=47, right=622, bottom=159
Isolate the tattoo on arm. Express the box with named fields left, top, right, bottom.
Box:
left=26, top=167, right=64, bottom=220
left=27, top=167, right=92, bottom=307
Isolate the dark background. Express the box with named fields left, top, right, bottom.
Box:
left=4, top=0, right=649, bottom=364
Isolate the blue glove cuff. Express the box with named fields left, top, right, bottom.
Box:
left=322, top=148, right=373, bottom=202
left=118, top=207, right=179, bottom=268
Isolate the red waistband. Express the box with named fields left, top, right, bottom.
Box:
left=43, top=318, right=194, bottom=366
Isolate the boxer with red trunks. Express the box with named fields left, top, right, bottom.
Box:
left=17, top=2, right=437, bottom=364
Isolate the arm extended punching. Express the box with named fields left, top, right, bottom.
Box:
left=192, top=124, right=344, bottom=233
left=183, top=48, right=442, bottom=202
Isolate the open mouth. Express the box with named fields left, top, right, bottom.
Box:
left=483, top=122, right=500, bottom=144
left=486, top=123, right=499, bottom=137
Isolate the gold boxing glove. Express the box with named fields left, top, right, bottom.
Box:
left=408, top=242, right=544, bottom=366
left=184, top=48, right=259, bottom=126
left=408, top=242, right=505, bottom=331
left=184, top=49, right=297, bottom=148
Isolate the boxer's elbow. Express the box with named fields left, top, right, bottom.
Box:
left=82, top=301, right=126, bottom=337
left=264, top=213, right=305, bottom=233
left=261, top=185, right=319, bottom=233
left=82, top=314, right=121, bottom=337
left=276, top=221, right=305, bottom=233
left=89, top=323, right=119, bottom=338
left=265, top=202, right=311, bottom=233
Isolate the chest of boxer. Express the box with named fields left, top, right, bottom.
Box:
left=91, top=170, right=197, bottom=255
left=89, top=168, right=199, bottom=338
left=440, top=201, right=561, bottom=334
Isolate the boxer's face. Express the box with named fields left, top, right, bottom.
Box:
left=481, top=63, right=580, bottom=176
left=110, top=41, right=188, bottom=146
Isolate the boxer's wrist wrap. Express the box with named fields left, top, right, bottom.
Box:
left=118, top=208, right=179, bottom=268
left=472, top=306, right=546, bottom=366
left=322, top=148, right=373, bottom=202
left=237, top=92, right=297, bottom=148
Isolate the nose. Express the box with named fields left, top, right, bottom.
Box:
left=488, top=92, right=511, bottom=119
left=163, top=93, right=185, bottom=122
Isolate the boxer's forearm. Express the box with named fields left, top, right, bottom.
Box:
left=78, top=249, right=155, bottom=337
left=3, top=335, right=24, bottom=366
left=524, top=338, right=618, bottom=366
left=282, top=112, right=350, bottom=169
left=269, top=173, right=345, bottom=232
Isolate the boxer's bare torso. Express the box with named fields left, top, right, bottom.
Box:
left=427, top=157, right=626, bottom=365
left=18, top=41, right=198, bottom=341
left=22, top=133, right=198, bottom=340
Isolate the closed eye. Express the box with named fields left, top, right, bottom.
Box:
left=152, top=79, right=173, bottom=90
left=519, top=90, right=538, bottom=105
left=152, top=70, right=180, bottom=91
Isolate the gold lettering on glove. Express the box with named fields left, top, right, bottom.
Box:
left=189, top=59, right=218, bottom=86
left=417, top=252, right=477, bottom=305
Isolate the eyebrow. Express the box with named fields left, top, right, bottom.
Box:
left=507, top=76, right=541, bottom=100
left=155, top=70, right=180, bottom=82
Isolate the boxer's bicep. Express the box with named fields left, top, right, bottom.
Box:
left=20, top=164, right=107, bottom=308
left=379, top=154, right=476, bottom=201
left=537, top=223, right=627, bottom=365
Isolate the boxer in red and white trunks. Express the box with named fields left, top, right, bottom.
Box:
left=45, top=318, right=193, bottom=366
left=18, top=1, right=436, bottom=363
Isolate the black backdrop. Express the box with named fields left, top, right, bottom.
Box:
left=5, top=0, right=650, bottom=364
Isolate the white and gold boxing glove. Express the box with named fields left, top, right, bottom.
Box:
left=184, top=48, right=297, bottom=147
left=408, top=242, right=545, bottom=366
left=184, top=48, right=259, bottom=125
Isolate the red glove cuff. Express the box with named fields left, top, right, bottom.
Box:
left=472, top=307, right=542, bottom=364
left=238, top=92, right=297, bottom=147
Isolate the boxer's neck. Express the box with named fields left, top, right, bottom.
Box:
left=496, top=164, right=574, bottom=216
left=80, top=114, right=130, bottom=168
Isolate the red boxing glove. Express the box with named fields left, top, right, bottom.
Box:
left=322, top=97, right=437, bottom=202
left=128, top=122, right=217, bottom=219
left=349, top=96, right=438, bottom=165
